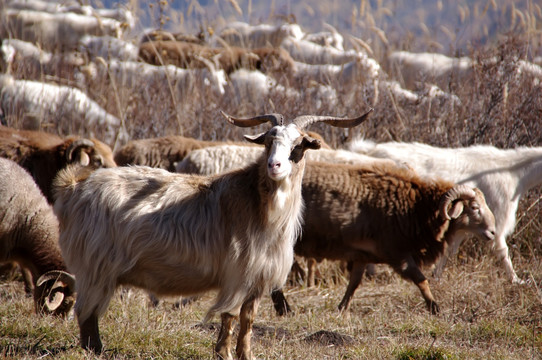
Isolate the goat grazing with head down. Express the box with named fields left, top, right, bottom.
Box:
left=52, top=110, right=371, bottom=359
left=0, top=158, right=75, bottom=317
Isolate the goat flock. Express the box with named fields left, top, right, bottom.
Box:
left=0, top=0, right=540, bottom=358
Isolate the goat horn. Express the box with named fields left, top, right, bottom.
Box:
left=35, top=270, right=76, bottom=313
left=221, top=111, right=284, bottom=127
left=439, top=185, right=476, bottom=220
left=65, top=138, right=95, bottom=162
left=293, top=108, right=373, bottom=129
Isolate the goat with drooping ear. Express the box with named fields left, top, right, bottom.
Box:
left=53, top=109, right=372, bottom=359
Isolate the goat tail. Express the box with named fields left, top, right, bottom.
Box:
left=52, top=164, right=94, bottom=202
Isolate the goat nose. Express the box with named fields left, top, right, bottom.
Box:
left=268, top=160, right=281, bottom=170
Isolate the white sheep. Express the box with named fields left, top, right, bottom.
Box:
left=1, top=39, right=84, bottom=80
left=348, top=139, right=542, bottom=284
left=216, top=21, right=305, bottom=48
left=2, top=9, right=125, bottom=51
left=78, top=35, right=139, bottom=62
left=52, top=111, right=371, bottom=358
left=0, top=74, right=126, bottom=146
left=387, top=51, right=474, bottom=91
left=280, top=36, right=362, bottom=65
left=90, top=58, right=227, bottom=96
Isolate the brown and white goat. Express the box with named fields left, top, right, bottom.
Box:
left=52, top=110, right=371, bottom=358
left=0, top=126, right=116, bottom=203
left=271, top=161, right=496, bottom=314
left=0, top=158, right=75, bottom=316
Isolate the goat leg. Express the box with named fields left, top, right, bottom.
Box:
left=236, top=295, right=260, bottom=360
left=215, top=313, right=235, bottom=360
left=338, top=260, right=366, bottom=311
left=78, top=312, right=103, bottom=353
left=396, top=256, right=439, bottom=314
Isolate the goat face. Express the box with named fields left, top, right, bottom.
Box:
left=447, top=187, right=496, bottom=242
left=246, top=124, right=320, bottom=181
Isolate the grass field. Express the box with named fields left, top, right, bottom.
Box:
left=1, top=256, right=541, bottom=359
left=1, top=0, right=542, bottom=359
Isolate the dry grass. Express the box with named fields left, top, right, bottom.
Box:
left=1, top=257, right=541, bottom=359
left=1, top=0, right=542, bottom=359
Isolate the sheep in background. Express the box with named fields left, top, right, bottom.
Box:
left=138, top=40, right=297, bottom=78
left=0, top=126, right=116, bottom=203
left=114, top=135, right=251, bottom=172
left=88, top=58, right=227, bottom=97
left=1, top=38, right=84, bottom=80
left=273, top=161, right=495, bottom=314
left=387, top=51, right=475, bottom=91
left=1, top=9, right=126, bottom=52
left=216, top=21, right=305, bottom=48
left=52, top=110, right=371, bottom=357
left=78, top=35, right=139, bottom=62
left=348, top=139, right=542, bottom=284
left=0, top=158, right=75, bottom=316
left=0, top=74, right=126, bottom=146
left=280, top=36, right=362, bottom=65
left=303, top=23, right=344, bottom=51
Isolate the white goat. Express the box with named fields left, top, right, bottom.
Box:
left=387, top=51, right=474, bottom=91
left=2, top=9, right=125, bottom=51
left=78, top=35, right=139, bottom=62
left=216, top=21, right=305, bottom=48
left=0, top=74, right=126, bottom=146
left=281, top=36, right=362, bottom=65
left=90, top=58, right=227, bottom=96
left=348, top=139, right=542, bottom=284
left=52, top=111, right=371, bottom=358
left=1, top=39, right=84, bottom=81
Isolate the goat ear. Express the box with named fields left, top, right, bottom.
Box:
left=448, top=201, right=465, bottom=219
left=303, top=135, right=321, bottom=150
left=244, top=132, right=267, bottom=144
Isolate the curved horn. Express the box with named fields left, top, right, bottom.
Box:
left=220, top=111, right=284, bottom=127
left=66, top=138, right=95, bottom=162
left=293, top=108, right=373, bottom=129
left=439, top=185, right=477, bottom=220
left=35, top=270, right=76, bottom=314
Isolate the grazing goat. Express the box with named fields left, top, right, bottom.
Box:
left=274, top=161, right=496, bottom=314
left=0, top=74, right=126, bottom=145
left=52, top=110, right=371, bottom=357
left=0, top=158, right=75, bottom=316
left=348, top=139, right=542, bottom=284
left=114, top=135, right=250, bottom=172
left=0, top=126, right=116, bottom=203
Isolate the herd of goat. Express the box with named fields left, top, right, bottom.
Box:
left=0, top=0, right=541, bottom=358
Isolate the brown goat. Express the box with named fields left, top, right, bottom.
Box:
left=271, top=161, right=496, bottom=315
left=0, top=158, right=75, bottom=316
left=0, top=126, right=116, bottom=203
left=138, top=40, right=296, bottom=76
